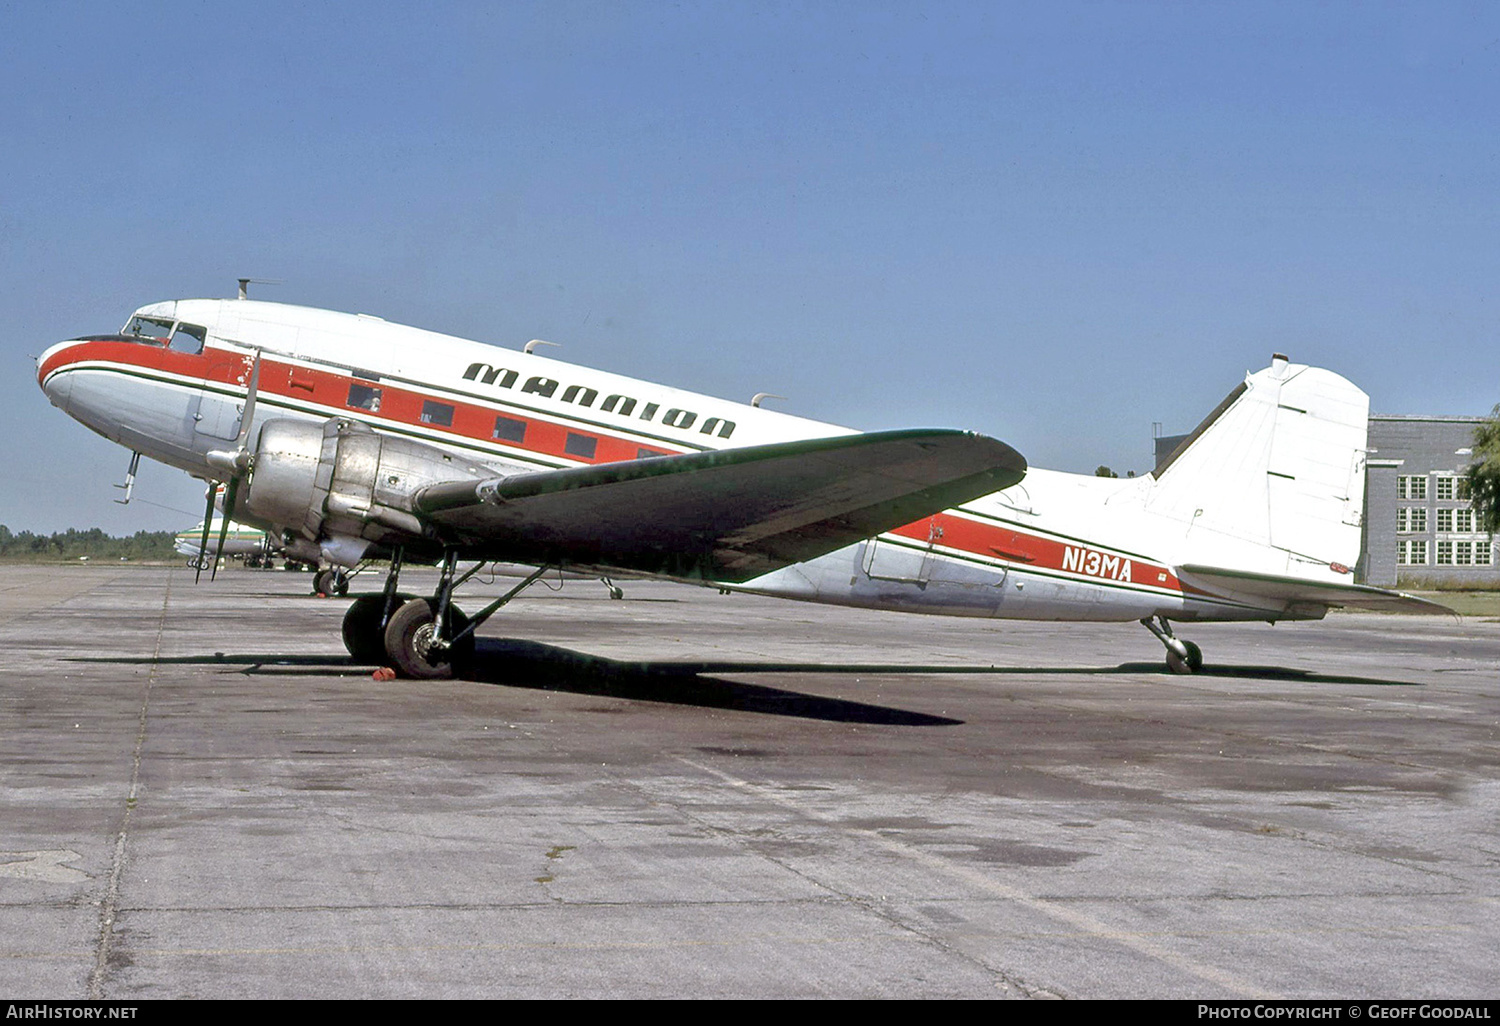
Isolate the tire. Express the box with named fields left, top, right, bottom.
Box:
left=343, top=593, right=418, bottom=664
left=1183, top=640, right=1204, bottom=673
left=342, top=596, right=390, bottom=663
left=383, top=598, right=474, bottom=680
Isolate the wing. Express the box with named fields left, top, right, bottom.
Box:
left=1178, top=565, right=1454, bottom=615
left=415, top=429, right=1026, bottom=582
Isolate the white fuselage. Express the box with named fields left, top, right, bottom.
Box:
left=39, top=299, right=1362, bottom=624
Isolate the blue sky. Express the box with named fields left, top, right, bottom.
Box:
left=3, top=1, right=1498, bottom=532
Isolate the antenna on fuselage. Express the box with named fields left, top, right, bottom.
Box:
left=236, top=278, right=284, bottom=300
left=751, top=393, right=786, bottom=408
left=524, top=339, right=561, bottom=355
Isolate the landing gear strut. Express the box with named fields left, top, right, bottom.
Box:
left=1141, top=615, right=1203, bottom=674
left=352, top=549, right=552, bottom=680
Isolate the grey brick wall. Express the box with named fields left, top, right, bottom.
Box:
left=1359, top=416, right=1493, bottom=588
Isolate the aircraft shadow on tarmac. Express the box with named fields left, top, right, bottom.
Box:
left=71, top=639, right=1421, bottom=726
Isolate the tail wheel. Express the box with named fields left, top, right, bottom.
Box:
left=1165, top=640, right=1204, bottom=675
left=383, top=598, right=474, bottom=680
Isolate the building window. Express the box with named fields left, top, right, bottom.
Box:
left=1456, top=541, right=1473, bottom=565
left=1437, top=509, right=1454, bottom=533
left=420, top=401, right=454, bottom=426
left=1398, top=476, right=1428, bottom=500
left=492, top=416, right=526, bottom=443
left=1477, top=540, right=1493, bottom=565
left=564, top=433, right=597, bottom=459
left=1436, top=541, right=1453, bottom=565
left=1456, top=509, right=1474, bottom=533
left=1436, top=476, right=1455, bottom=501
left=1398, top=540, right=1430, bottom=565
left=347, top=383, right=382, bottom=412
left=1398, top=508, right=1427, bottom=533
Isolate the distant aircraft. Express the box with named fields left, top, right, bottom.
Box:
left=38, top=297, right=1443, bottom=678
left=174, top=516, right=274, bottom=569
left=173, top=515, right=351, bottom=592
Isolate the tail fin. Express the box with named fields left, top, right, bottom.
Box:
left=1144, top=355, right=1369, bottom=579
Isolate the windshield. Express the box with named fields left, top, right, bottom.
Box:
left=119, top=316, right=206, bottom=353
left=122, top=315, right=173, bottom=343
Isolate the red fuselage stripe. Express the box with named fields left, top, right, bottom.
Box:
left=43, top=339, right=1187, bottom=597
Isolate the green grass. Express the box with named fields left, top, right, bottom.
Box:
left=1408, top=591, right=1500, bottom=618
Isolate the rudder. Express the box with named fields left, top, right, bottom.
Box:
left=1145, top=356, right=1369, bottom=579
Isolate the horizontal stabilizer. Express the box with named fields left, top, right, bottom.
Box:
left=415, top=429, right=1027, bottom=582
left=1179, top=565, right=1454, bottom=615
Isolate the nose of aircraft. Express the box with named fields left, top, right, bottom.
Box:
left=38, top=349, right=73, bottom=410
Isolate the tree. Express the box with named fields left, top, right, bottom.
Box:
left=1094, top=466, right=1119, bottom=478
left=1466, top=405, right=1500, bottom=534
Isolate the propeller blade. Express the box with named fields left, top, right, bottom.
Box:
left=210, top=477, right=241, bottom=582
left=194, top=483, right=216, bottom=583
left=234, top=349, right=262, bottom=450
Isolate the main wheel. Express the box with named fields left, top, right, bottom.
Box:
left=328, top=570, right=350, bottom=597
left=312, top=568, right=335, bottom=595
left=383, top=598, right=474, bottom=680
left=344, top=593, right=419, bottom=663
left=342, top=596, right=390, bottom=663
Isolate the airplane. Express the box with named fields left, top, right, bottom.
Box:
left=37, top=296, right=1445, bottom=679
left=174, top=516, right=276, bottom=570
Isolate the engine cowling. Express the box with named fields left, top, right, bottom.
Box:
left=236, top=417, right=495, bottom=564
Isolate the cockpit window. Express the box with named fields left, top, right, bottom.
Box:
left=118, top=316, right=206, bottom=353
left=123, top=315, right=174, bottom=343
left=169, top=323, right=206, bottom=354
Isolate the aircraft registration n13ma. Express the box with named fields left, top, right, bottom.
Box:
left=37, top=296, right=1443, bottom=678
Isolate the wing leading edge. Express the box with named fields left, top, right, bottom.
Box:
left=415, top=429, right=1027, bottom=582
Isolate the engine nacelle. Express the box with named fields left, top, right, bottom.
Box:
left=239, top=417, right=495, bottom=562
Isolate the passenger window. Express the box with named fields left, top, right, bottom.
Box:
left=420, top=401, right=454, bottom=426
left=565, top=433, right=597, bottom=459
left=347, top=383, right=382, bottom=412
left=637, top=447, right=667, bottom=459
left=168, top=323, right=206, bottom=354
left=493, top=416, right=526, bottom=442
